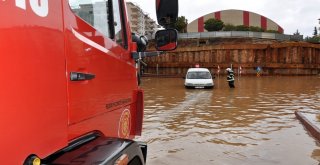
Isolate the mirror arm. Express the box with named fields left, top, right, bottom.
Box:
left=140, top=60, right=147, bottom=66
left=132, top=51, right=165, bottom=60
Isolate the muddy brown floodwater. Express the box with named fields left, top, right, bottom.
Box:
left=136, top=76, right=320, bottom=165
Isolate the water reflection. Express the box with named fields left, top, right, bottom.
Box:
left=138, top=76, right=320, bottom=165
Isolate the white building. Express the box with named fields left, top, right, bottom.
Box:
left=126, top=2, right=159, bottom=39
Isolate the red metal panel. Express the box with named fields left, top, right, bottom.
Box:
left=132, top=89, right=144, bottom=136
left=214, top=11, right=221, bottom=20
left=278, top=26, right=284, bottom=33
left=0, top=1, right=68, bottom=164
left=243, top=11, right=250, bottom=26
left=198, top=17, right=204, bottom=32
left=261, top=16, right=267, bottom=30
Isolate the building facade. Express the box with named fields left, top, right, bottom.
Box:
left=188, top=9, right=284, bottom=33
left=126, top=2, right=159, bottom=39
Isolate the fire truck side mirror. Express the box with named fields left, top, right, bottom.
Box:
left=155, top=29, right=178, bottom=51
left=156, top=0, right=178, bottom=27
left=132, top=33, right=148, bottom=52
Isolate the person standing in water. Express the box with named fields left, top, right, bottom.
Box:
left=226, top=68, right=235, bottom=88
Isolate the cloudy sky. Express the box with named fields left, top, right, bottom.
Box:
left=127, top=0, right=320, bottom=37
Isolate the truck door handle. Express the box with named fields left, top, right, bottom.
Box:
left=70, top=72, right=96, bottom=81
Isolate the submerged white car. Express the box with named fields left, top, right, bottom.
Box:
left=184, top=68, right=214, bottom=89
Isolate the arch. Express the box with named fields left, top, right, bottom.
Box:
left=187, top=9, right=284, bottom=33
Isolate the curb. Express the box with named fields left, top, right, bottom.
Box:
left=295, top=111, right=320, bottom=142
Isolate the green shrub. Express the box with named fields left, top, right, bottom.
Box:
left=204, top=18, right=224, bottom=31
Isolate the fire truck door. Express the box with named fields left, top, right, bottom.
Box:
left=63, top=0, right=136, bottom=129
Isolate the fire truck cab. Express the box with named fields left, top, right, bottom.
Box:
left=0, top=0, right=178, bottom=164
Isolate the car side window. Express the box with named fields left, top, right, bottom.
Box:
left=112, top=0, right=125, bottom=47
left=69, top=0, right=111, bottom=38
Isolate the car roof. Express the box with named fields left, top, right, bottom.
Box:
left=187, top=68, right=210, bottom=72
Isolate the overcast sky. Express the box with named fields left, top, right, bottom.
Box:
left=127, top=0, right=320, bottom=37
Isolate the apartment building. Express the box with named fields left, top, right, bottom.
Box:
left=126, top=2, right=159, bottom=39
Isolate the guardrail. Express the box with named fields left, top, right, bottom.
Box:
left=178, top=31, right=303, bottom=41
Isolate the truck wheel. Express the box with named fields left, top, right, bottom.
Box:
left=24, top=155, right=41, bottom=165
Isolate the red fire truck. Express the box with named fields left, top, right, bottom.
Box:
left=0, top=0, right=178, bottom=164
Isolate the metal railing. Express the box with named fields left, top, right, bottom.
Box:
left=178, top=31, right=303, bottom=41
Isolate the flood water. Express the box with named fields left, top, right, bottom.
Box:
left=137, top=76, right=320, bottom=165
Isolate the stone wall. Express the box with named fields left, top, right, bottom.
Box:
left=143, top=41, right=320, bottom=76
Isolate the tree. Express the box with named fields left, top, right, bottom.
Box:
left=249, top=26, right=264, bottom=32
left=306, top=27, right=320, bottom=43
left=204, top=18, right=224, bottom=31
left=235, top=25, right=250, bottom=31
left=305, top=36, right=320, bottom=43
left=222, top=24, right=264, bottom=32
left=313, top=26, right=318, bottom=36
left=174, top=16, right=188, bottom=33
left=293, top=29, right=300, bottom=35
left=223, top=24, right=236, bottom=31
left=265, top=30, right=280, bottom=33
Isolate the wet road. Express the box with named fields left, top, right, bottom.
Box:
left=137, top=76, right=320, bottom=165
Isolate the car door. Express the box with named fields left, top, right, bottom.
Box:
left=63, top=0, right=137, bottom=138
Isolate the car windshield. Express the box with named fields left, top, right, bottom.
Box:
left=187, top=71, right=212, bottom=79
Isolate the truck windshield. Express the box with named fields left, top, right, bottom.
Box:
left=187, top=72, right=212, bottom=79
